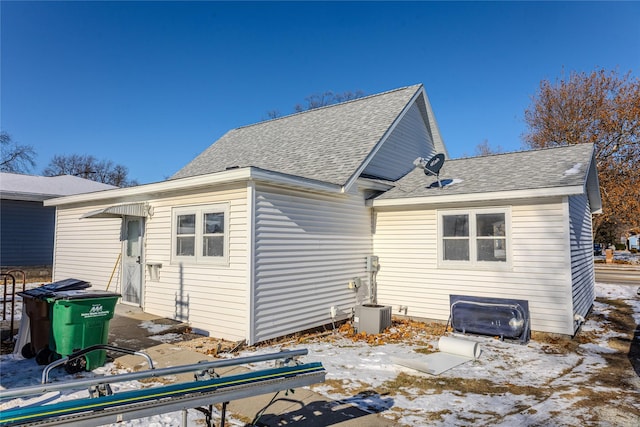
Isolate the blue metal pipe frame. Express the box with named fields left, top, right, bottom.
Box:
left=1, top=348, right=309, bottom=400
left=0, top=349, right=325, bottom=427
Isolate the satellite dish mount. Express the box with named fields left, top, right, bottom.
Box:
left=414, top=153, right=445, bottom=188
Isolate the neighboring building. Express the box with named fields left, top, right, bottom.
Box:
left=629, top=235, right=640, bottom=251
left=0, top=173, right=115, bottom=272
left=44, top=84, right=601, bottom=344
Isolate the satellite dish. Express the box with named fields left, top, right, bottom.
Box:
left=414, top=153, right=446, bottom=188
left=423, top=153, right=445, bottom=176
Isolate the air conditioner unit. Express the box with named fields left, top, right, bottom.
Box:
left=354, top=304, right=392, bottom=334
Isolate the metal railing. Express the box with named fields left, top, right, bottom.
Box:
left=1, top=270, right=26, bottom=340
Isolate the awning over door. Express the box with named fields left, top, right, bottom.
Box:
left=81, top=203, right=151, bottom=219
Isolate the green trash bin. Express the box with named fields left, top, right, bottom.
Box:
left=47, top=290, right=121, bottom=372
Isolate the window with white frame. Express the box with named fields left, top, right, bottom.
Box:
left=172, top=204, right=229, bottom=264
left=439, top=208, right=509, bottom=267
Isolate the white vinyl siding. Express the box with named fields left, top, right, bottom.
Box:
left=52, top=204, right=123, bottom=290
left=568, top=194, right=595, bottom=329
left=363, top=102, right=436, bottom=181
left=52, top=183, right=249, bottom=342
left=142, top=184, right=248, bottom=341
left=373, top=198, right=575, bottom=335
left=251, top=185, right=372, bottom=344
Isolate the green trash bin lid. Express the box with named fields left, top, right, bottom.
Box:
left=18, top=278, right=92, bottom=299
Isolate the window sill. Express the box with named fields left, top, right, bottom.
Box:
left=437, top=261, right=512, bottom=272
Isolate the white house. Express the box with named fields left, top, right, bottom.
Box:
left=44, top=84, right=601, bottom=344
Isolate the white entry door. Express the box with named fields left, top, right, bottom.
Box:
left=122, top=217, right=144, bottom=305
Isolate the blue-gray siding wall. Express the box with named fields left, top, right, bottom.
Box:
left=568, top=194, right=595, bottom=329
left=0, top=200, right=55, bottom=265
left=363, top=102, right=436, bottom=181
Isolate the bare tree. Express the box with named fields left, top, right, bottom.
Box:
left=0, top=132, right=36, bottom=173
left=294, top=90, right=366, bottom=112
left=458, top=140, right=504, bottom=158
left=474, top=140, right=504, bottom=156
left=264, top=90, right=366, bottom=121
left=523, top=68, right=640, bottom=237
left=265, top=110, right=281, bottom=120
left=43, top=154, right=138, bottom=187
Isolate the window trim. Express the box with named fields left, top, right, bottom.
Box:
left=437, top=207, right=511, bottom=270
left=171, top=203, right=230, bottom=265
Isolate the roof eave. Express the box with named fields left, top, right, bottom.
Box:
left=369, top=185, right=587, bottom=207
left=355, top=177, right=395, bottom=192
left=249, top=168, right=343, bottom=194
left=1, top=192, right=57, bottom=202
left=421, top=87, right=449, bottom=159
left=44, top=167, right=342, bottom=207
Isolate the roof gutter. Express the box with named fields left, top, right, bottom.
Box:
left=369, top=185, right=586, bottom=207
left=45, top=167, right=342, bottom=207
left=249, top=168, right=343, bottom=194
left=1, top=192, right=63, bottom=202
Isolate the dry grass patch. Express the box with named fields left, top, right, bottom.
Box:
left=318, top=378, right=358, bottom=395
left=381, top=372, right=550, bottom=399
left=531, top=331, right=582, bottom=354
left=175, top=336, right=241, bottom=356
left=336, top=318, right=448, bottom=345
left=388, top=406, right=454, bottom=423
left=414, top=345, right=436, bottom=354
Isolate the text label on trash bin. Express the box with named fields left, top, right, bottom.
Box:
left=81, top=304, right=111, bottom=318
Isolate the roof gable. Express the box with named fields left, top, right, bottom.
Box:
left=375, top=144, right=600, bottom=208
left=361, top=98, right=440, bottom=182
left=172, top=84, right=431, bottom=187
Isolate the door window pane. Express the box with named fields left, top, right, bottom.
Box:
left=126, top=220, right=140, bottom=257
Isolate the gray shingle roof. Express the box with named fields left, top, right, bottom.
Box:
left=376, top=143, right=596, bottom=200
left=0, top=172, right=117, bottom=201
left=171, top=85, right=423, bottom=186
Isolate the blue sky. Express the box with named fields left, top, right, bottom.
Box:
left=2, top=1, right=639, bottom=184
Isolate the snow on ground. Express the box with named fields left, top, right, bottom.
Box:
left=237, top=282, right=639, bottom=426
left=1, top=281, right=639, bottom=426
